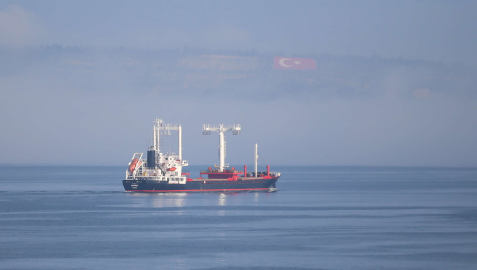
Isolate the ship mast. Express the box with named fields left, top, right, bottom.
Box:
left=159, top=123, right=182, bottom=160
left=203, top=124, right=241, bottom=172
left=153, top=118, right=164, bottom=152
left=255, top=143, right=258, bottom=177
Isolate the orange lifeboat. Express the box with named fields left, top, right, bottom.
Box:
left=129, top=158, right=141, bottom=173
left=167, top=167, right=177, bottom=171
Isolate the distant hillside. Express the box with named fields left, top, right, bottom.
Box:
left=1, top=46, right=475, bottom=100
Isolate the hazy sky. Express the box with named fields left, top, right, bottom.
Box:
left=1, top=1, right=476, bottom=167
left=1, top=0, right=477, bottom=65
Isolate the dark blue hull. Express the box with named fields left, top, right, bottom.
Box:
left=123, top=177, right=278, bottom=192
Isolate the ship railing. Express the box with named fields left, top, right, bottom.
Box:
left=200, top=169, right=244, bottom=174
left=214, top=163, right=230, bottom=168
left=126, top=175, right=169, bottom=181
left=242, top=171, right=281, bottom=177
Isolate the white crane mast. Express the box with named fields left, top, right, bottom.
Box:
left=153, top=118, right=164, bottom=152
left=159, top=122, right=183, bottom=160
left=203, top=124, right=241, bottom=172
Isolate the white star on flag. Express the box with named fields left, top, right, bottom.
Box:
left=273, top=56, right=317, bottom=70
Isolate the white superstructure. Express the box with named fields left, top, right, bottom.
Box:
left=125, top=119, right=188, bottom=184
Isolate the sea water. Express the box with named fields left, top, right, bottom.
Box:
left=0, top=165, right=476, bottom=270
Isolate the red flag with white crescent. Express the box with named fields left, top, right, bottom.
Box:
left=273, top=56, right=317, bottom=70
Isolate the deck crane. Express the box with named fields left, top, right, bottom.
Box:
left=202, top=124, right=241, bottom=172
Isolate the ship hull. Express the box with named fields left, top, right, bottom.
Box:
left=123, top=177, right=278, bottom=192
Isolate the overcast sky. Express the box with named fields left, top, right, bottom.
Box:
left=1, top=1, right=476, bottom=167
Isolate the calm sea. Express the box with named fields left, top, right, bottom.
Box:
left=1, top=165, right=477, bottom=270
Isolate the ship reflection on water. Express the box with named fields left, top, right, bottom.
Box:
left=151, top=193, right=187, bottom=208
left=218, top=193, right=226, bottom=206
left=127, top=190, right=273, bottom=209
left=128, top=192, right=187, bottom=208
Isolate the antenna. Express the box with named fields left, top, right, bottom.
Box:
left=202, top=124, right=241, bottom=172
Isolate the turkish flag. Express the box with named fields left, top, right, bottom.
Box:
left=273, top=56, right=317, bottom=70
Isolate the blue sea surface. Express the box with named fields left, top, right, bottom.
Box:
left=1, top=165, right=477, bottom=270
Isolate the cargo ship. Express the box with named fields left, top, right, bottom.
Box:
left=123, top=119, right=280, bottom=192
